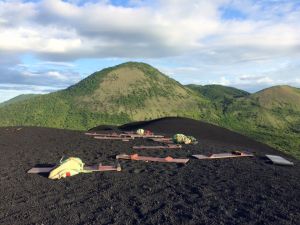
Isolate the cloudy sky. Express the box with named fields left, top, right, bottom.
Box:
left=0, top=0, right=300, bottom=102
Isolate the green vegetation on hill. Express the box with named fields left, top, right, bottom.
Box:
left=185, top=84, right=300, bottom=158
left=0, top=62, right=218, bottom=130
left=186, top=84, right=249, bottom=101
left=186, top=84, right=250, bottom=113
left=65, top=62, right=218, bottom=122
left=0, top=63, right=299, bottom=159
left=0, top=94, right=39, bottom=108
left=219, top=85, right=300, bottom=158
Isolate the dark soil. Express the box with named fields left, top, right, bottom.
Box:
left=0, top=117, right=299, bottom=225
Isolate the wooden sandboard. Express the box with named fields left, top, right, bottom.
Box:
left=120, top=134, right=164, bottom=138
left=94, top=136, right=133, bottom=141
left=193, top=151, right=254, bottom=160
left=27, top=167, right=55, bottom=173
left=86, top=132, right=136, bottom=140
left=150, top=138, right=173, bottom=143
left=27, top=164, right=121, bottom=174
left=116, top=154, right=189, bottom=164
left=133, top=144, right=181, bottom=149
left=142, top=135, right=165, bottom=138
left=85, top=132, right=119, bottom=136
left=121, top=131, right=164, bottom=138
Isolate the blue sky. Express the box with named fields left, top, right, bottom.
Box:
left=0, top=0, right=299, bottom=102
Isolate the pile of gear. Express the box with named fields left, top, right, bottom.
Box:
left=172, top=134, right=198, bottom=145
left=136, top=129, right=153, bottom=135
left=49, top=157, right=89, bottom=180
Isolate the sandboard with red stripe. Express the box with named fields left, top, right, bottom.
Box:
left=116, top=154, right=189, bottom=164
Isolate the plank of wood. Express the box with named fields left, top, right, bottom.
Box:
left=193, top=152, right=254, bottom=160
left=150, top=138, right=173, bottom=143
left=133, top=144, right=181, bottom=149
left=85, top=132, right=120, bottom=136
left=94, top=136, right=133, bottom=140
left=27, top=164, right=121, bottom=173
left=116, top=154, right=189, bottom=164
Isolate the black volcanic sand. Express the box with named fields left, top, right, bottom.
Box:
left=1, top=117, right=299, bottom=225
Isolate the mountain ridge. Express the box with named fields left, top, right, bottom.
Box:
left=0, top=62, right=299, bottom=158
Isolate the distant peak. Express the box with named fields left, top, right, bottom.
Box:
left=257, top=85, right=297, bottom=94
left=271, top=85, right=293, bottom=90
left=115, top=61, right=154, bottom=69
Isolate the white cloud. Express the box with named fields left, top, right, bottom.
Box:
left=0, top=0, right=236, bottom=58
left=237, top=75, right=275, bottom=86
left=0, top=55, right=81, bottom=87
left=21, top=71, right=37, bottom=77
left=39, top=61, right=75, bottom=67
left=0, top=0, right=36, bottom=26
left=0, top=0, right=299, bottom=94
left=0, top=26, right=82, bottom=54
left=0, top=0, right=299, bottom=60
left=46, top=71, right=68, bottom=80
left=213, top=76, right=231, bottom=86
left=256, top=76, right=273, bottom=84
left=240, top=75, right=265, bottom=81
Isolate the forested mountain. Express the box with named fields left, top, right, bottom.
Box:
left=0, top=62, right=217, bottom=130
left=0, top=63, right=299, bottom=158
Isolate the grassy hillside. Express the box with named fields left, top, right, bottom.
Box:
left=0, top=62, right=218, bottom=130
left=186, top=84, right=249, bottom=101
left=66, top=62, right=217, bottom=121
left=220, top=85, right=300, bottom=158
left=186, top=84, right=250, bottom=113
left=0, top=94, right=39, bottom=108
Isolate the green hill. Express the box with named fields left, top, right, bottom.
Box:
left=186, top=84, right=249, bottom=101
left=0, top=62, right=217, bottom=130
left=0, top=94, right=39, bottom=108
left=186, top=84, right=250, bottom=113
left=220, top=85, right=300, bottom=158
